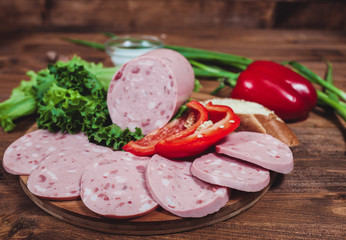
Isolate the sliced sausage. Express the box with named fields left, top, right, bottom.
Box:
left=3, top=129, right=89, bottom=175
left=107, top=49, right=194, bottom=135
left=191, top=153, right=270, bottom=192
left=216, top=131, right=294, bottom=174
left=27, top=144, right=112, bottom=200
left=80, top=151, right=158, bottom=219
left=146, top=154, right=229, bottom=218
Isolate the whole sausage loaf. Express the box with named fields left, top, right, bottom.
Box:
left=107, top=49, right=195, bottom=135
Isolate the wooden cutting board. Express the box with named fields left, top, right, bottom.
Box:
left=19, top=174, right=276, bottom=235
left=18, top=93, right=279, bottom=235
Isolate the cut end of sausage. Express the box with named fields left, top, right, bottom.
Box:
left=107, top=49, right=194, bottom=135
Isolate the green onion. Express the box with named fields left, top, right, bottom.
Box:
left=166, top=45, right=252, bottom=70
left=210, top=78, right=229, bottom=95
left=193, top=67, right=221, bottom=79
left=191, top=60, right=239, bottom=94
left=103, top=32, right=117, bottom=38
left=190, top=60, right=239, bottom=86
left=289, top=61, right=346, bottom=102
left=193, top=79, right=202, bottom=92
left=323, top=61, right=346, bottom=120
left=290, top=61, right=346, bottom=121
left=316, top=90, right=346, bottom=121
left=61, top=37, right=253, bottom=70
left=324, top=61, right=339, bottom=102
left=103, top=33, right=253, bottom=69
left=61, top=37, right=106, bottom=51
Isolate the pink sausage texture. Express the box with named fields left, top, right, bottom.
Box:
left=107, top=49, right=194, bottom=135
left=145, top=154, right=229, bottom=218
left=216, top=131, right=294, bottom=174
left=80, top=151, right=158, bottom=219
left=3, top=129, right=89, bottom=175
left=191, top=153, right=270, bottom=192
left=27, top=143, right=112, bottom=200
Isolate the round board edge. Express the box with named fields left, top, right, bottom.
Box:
left=19, top=173, right=277, bottom=235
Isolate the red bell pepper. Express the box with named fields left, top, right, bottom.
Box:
left=122, top=100, right=208, bottom=156
left=155, top=102, right=240, bottom=159
left=231, top=60, right=318, bottom=121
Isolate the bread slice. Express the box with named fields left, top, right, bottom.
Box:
left=199, top=98, right=299, bottom=147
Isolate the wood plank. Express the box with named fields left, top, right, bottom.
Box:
left=1, top=0, right=345, bottom=33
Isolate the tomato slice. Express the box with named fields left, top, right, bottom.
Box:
left=155, top=102, right=241, bottom=158
left=122, top=101, right=208, bottom=156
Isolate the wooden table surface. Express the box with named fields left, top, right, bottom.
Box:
left=0, top=29, right=345, bottom=239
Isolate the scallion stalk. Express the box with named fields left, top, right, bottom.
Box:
left=316, top=90, right=346, bottom=121
left=290, top=61, right=346, bottom=121
left=324, top=61, right=339, bottom=102
left=61, top=38, right=106, bottom=51
left=191, top=60, right=240, bottom=95
left=61, top=36, right=253, bottom=70
left=103, top=32, right=117, bottom=38
left=166, top=45, right=252, bottom=70
left=190, top=60, right=239, bottom=87
left=289, top=61, right=346, bottom=101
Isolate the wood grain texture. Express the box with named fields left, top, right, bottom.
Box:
left=0, top=0, right=345, bottom=33
left=0, top=29, right=345, bottom=239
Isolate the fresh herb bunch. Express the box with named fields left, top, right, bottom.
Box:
left=37, top=63, right=143, bottom=149
left=48, top=63, right=106, bottom=100
left=0, top=56, right=143, bottom=150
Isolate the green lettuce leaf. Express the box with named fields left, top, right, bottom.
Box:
left=0, top=72, right=40, bottom=131
left=48, top=63, right=106, bottom=100
left=37, top=84, right=143, bottom=149
left=88, top=124, right=143, bottom=150
left=54, top=55, right=119, bottom=90
left=0, top=55, right=139, bottom=150
left=0, top=55, right=119, bottom=132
